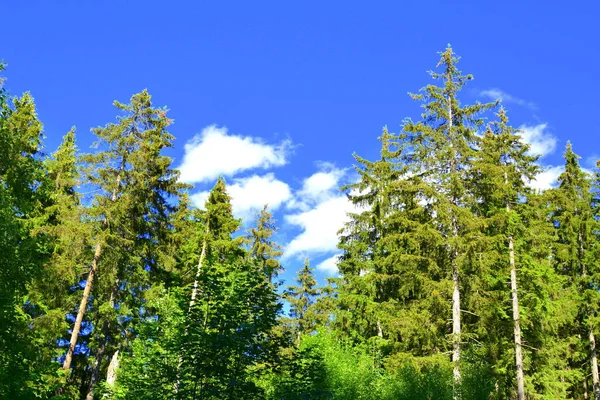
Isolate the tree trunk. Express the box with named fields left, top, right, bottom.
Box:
left=590, top=327, right=600, bottom=399
left=86, top=341, right=105, bottom=400
left=509, top=234, right=525, bottom=400
left=106, top=349, right=120, bottom=387
left=377, top=319, right=383, bottom=338
left=63, top=242, right=103, bottom=371
left=452, top=252, right=461, bottom=384
left=504, top=188, right=526, bottom=400
left=450, top=213, right=461, bottom=388
left=189, top=237, right=208, bottom=311
left=447, top=76, right=462, bottom=390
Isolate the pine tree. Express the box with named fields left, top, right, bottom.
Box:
left=176, top=178, right=280, bottom=399
left=246, top=205, right=283, bottom=283
left=399, top=46, right=495, bottom=388
left=187, top=177, right=244, bottom=312
left=548, top=143, right=600, bottom=398
left=0, top=82, right=51, bottom=397
left=23, top=128, right=92, bottom=397
left=471, top=109, right=539, bottom=399
left=285, top=258, right=320, bottom=345
left=337, top=126, right=447, bottom=360
left=61, top=90, right=187, bottom=398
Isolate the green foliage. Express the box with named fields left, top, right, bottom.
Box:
left=246, top=205, right=284, bottom=283
left=61, top=89, right=189, bottom=397
left=285, top=258, right=322, bottom=344
left=0, top=75, right=55, bottom=397
left=263, top=332, right=494, bottom=400
left=113, top=285, right=185, bottom=399
left=3, top=47, right=600, bottom=400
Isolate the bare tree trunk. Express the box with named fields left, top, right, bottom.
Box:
left=377, top=319, right=383, bottom=338
left=189, top=238, right=208, bottom=311
left=106, top=350, right=120, bottom=387
left=590, top=327, right=600, bottom=399
left=452, top=249, right=461, bottom=385
left=446, top=77, right=462, bottom=391
left=63, top=243, right=102, bottom=371
left=504, top=185, right=526, bottom=400
left=584, top=377, right=589, bottom=400
left=86, top=340, right=105, bottom=400
left=509, top=234, right=525, bottom=400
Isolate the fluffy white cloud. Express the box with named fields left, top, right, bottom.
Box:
left=299, top=165, right=345, bottom=200
left=316, top=254, right=340, bottom=276
left=284, top=195, right=354, bottom=258
left=287, top=165, right=346, bottom=210
left=283, top=166, right=364, bottom=259
left=190, top=173, right=292, bottom=219
left=178, top=125, right=290, bottom=183
left=480, top=88, right=536, bottom=110
left=528, top=165, right=563, bottom=191
left=518, top=124, right=557, bottom=158
left=283, top=166, right=353, bottom=257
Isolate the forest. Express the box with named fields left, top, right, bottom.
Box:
left=1, top=47, right=599, bottom=400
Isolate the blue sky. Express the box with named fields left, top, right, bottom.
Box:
left=3, top=1, right=600, bottom=286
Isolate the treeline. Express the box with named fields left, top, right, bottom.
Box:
left=1, top=48, right=599, bottom=400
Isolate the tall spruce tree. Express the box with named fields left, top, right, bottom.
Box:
left=0, top=82, right=52, bottom=397
left=61, top=90, right=186, bottom=399
left=25, top=128, right=91, bottom=397
left=549, top=143, right=600, bottom=398
left=471, top=109, right=538, bottom=399
left=337, top=126, right=447, bottom=361
left=400, top=46, right=495, bottom=387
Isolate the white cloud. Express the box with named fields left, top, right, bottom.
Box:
left=284, top=195, right=353, bottom=258
left=480, top=88, right=537, bottom=110
left=287, top=165, right=346, bottom=210
left=528, top=165, right=563, bottom=191
left=178, top=125, right=290, bottom=183
left=316, top=254, right=340, bottom=276
left=283, top=166, right=365, bottom=259
left=190, top=173, right=292, bottom=220
left=518, top=124, right=557, bottom=158
left=299, top=165, right=345, bottom=201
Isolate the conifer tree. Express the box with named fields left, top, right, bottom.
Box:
left=34, top=128, right=85, bottom=316
left=24, top=128, right=92, bottom=397
left=399, top=46, right=495, bottom=387
left=0, top=83, right=51, bottom=397
left=549, top=143, right=600, bottom=398
left=61, top=90, right=186, bottom=399
left=471, top=109, right=539, bottom=399
left=285, top=258, right=320, bottom=345
left=337, top=126, right=447, bottom=359
left=176, top=178, right=279, bottom=399
left=246, top=205, right=283, bottom=283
